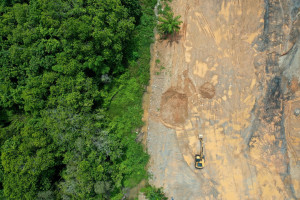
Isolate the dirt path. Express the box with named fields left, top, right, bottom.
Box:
left=145, top=0, right=300, bottom=199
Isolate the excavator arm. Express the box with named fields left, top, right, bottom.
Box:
left=195, top=134, right=205, bottom=169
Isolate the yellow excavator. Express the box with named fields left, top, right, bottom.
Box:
left=195, top=134, right=205, bottom=169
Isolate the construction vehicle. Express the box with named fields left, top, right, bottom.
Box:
left=195, top=134, right=205, bottom=169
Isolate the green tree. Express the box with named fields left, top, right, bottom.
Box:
left=121, top=0, right=142, bottom=24
left=157, top=10, right=182, bottom=36
left=1, top=118, right=58, bottom=199
left=0, top=159, right=3, bottom=199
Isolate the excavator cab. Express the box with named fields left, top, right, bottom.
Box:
left=195, top=134, right=205, bottom=169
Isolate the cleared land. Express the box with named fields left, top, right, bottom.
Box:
left=145, top=0, right=300, bottom=199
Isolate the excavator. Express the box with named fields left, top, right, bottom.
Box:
left=195, top=134, right=205, bottom=169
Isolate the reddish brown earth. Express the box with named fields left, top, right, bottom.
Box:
left=199, top=82, right=215, bottom=99
left=160, top=88, right=188, bottom=126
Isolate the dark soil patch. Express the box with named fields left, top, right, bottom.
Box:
left=160, top=88, right=188, bottom=126
left=199, top=82, right=215, bottom=99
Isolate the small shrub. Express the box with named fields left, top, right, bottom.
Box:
left=141, top=186, right=168, bottom=200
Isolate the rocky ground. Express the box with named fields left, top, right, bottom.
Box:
left=144, top=0, right=300, bottom=199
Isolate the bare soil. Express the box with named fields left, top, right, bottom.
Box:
left=144, top=0, right=300, bottom=199
left=199, top=82, right=215, bottom=99
left=161, top=88, right=188, bottom=126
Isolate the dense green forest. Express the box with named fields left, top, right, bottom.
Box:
left=0, top=0, right=157, bottom=199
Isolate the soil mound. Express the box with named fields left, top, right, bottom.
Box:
left=199, top=82, right=215, bottom=99
left=160, top=88, right=188, bottom=127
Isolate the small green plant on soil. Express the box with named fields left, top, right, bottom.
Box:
left=155, top=65, right=165, bottom=75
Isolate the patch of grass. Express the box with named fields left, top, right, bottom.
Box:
left=107, top=1, right=171, bottom=199
left=105, top=0, right=161, bottom=198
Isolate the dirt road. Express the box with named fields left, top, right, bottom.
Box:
left=145, top=0, right=300, bottom=199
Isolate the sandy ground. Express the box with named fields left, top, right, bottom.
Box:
left=144, top=0, right=300, bottom=199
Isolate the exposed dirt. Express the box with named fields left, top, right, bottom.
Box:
left=199, top=82, right=215, bottom=99
left=144, top=0, right=300, bottom=199
left=160, top=88, right=188, bottom=127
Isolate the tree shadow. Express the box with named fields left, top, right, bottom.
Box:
left=159, top=33, right=183, bottom=47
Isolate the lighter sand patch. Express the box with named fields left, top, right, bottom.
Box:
left=245, top=32, right=260, bottom=44
left=228, top=87, right=232, bottom=98
left=250, top=78, right=256, bottom=89
left=193, top=60, right=208, bottom=78
left=219, top=1, right=230, bottom=22
left=211, top=75, right=218, bottom=86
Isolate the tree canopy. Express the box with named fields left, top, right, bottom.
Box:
left=0, top=0, right=156, bottom=199
left=157, top=1, right=182, bottom=36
